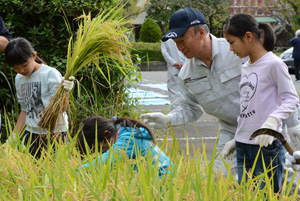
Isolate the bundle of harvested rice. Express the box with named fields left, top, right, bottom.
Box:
left=38, top=8, right=134, bottom=133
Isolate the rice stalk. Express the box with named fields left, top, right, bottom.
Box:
left=38, top=7, right=134, bottom=133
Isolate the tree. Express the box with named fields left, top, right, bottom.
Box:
left=265, top=0, right=300, bottom=46
left=266, top=0, right=300, bottom=30
left=146, top=0, right=230, bottom=36
left=145, top=0, right=182, bottom=33
left=139, top=18, right=162, bottom=42
left=123, top=0, right=149, bottom=20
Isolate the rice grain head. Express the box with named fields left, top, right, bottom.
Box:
left=38, top=8, right=134, bottom=133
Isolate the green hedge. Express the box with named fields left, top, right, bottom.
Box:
left=131, top=42, right=164, bottom=62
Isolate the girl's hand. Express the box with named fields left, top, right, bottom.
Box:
left=62, top=76, right=75, bottom=91
left=255, top=116, right=279, bottom=147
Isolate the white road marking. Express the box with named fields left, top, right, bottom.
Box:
left=157, top=137, right=217, bottom=141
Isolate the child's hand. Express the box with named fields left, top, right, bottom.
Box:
left=285, top=151, right=300, bottom=171
left=255, top=116, right=278, bottom=147
left=62, top=76, right=75, bottom=91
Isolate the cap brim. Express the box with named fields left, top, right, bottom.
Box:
left=161, top=27, right=189, bottom=42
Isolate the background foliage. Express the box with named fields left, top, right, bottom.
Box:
left=132, top=42, right=164, bottom=62
left=146, top=0, right=230, bottom=36
left=139, top=17, right=162, bottom=43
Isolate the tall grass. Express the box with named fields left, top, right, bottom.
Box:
left=1, top=116, right=300, bottom=200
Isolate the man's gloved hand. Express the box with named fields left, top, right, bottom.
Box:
left=140, top=112, right=169, bottom=129
left=285, top=151, right=300, bottom=171
left=6, top=133, right=16, bottom=144
left=255, top=116, right=279, bottom=147
left=222, top=139, right=236, bottom=160
left=287, top=124, right=300, bottom=146
left=62, top=76, right=75, bottom=91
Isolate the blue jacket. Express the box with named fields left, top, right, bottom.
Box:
left=289, top=35, right=300, bottom=59
left=82, top=126, right=173, bottom=178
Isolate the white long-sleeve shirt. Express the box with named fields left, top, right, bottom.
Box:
left=236, top=52, right=300, bottom=144
left=15, top=64, right=68, bottom=134
left=161, top=39, right=187, bottom=102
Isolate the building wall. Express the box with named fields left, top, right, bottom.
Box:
left=230, top=0, right=275, bottom=17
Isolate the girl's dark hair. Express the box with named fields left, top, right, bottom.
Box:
left=223, top=13, right=275, bottom=51
left=5, top=37, right=46, bottom=67
left=78, top=116, right=154, bottom=154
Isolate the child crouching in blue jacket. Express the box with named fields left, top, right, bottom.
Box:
left=78, top=116, right=173, bottom=178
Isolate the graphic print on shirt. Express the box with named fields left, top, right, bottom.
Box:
left=240, top=72, right=258, bottom=118
left=20, top=82, right=45, bottom=119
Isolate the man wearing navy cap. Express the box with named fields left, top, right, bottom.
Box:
left=141, top=8, right=300, bottom=180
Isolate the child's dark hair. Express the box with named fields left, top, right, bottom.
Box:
left=223, top=13, right=275, bottom=51
left=5, top=37, right=46, bottom=67
left=78, top=116, right=154, bottom=154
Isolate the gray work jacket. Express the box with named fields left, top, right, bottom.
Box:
left=167, top=34, right=246, bottom=134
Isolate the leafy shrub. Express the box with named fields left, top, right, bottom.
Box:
left=0, top=0, right=117, bottom=69
left=68, top=58, right=141, bottom=133
left=139, top=18, right=162, bottom=43
left=131, top=42, right=164, bottom=62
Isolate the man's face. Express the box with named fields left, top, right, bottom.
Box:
left=173, top=27, right=201, bottom=59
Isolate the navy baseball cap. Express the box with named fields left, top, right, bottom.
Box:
left=161, top=8, right=207, bottom=42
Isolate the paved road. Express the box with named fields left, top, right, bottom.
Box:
left=135, top=71, right=300, bottom=159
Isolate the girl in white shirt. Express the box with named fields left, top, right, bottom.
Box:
left=5, top=37, right=74, bottom=159
left=223, top=13, right=300, bottom=193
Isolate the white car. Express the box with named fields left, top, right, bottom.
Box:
left=280, top=47, right=295, bottom=74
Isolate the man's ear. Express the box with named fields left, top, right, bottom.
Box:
left=199, top=27, right=206, bottom=39
left=197, top=27, right=205, bottom=37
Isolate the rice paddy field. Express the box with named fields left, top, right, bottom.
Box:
left=1, top=127, right=300, bottom=201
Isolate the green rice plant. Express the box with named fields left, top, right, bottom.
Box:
left=38, top=6, right=136, bottom=133
left=1, top=111, right=300, bottom=200
left=0, top=71, right=15, bottom=105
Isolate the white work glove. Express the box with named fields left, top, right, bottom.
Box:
left=285, top=151, right=300, bottom=171
left=222, top=139, right=236, bottom=160
left=62, top=76, right=75, bottom=91
left=287, top=124, right=300, bottom=146
left=255, top=116, right=279, bottom=147
left=6, top=133, right=16, bottom=144
left=140, top=112, right=169, bottom=129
